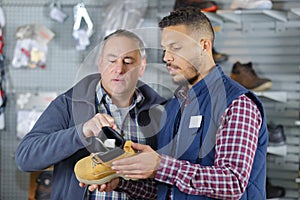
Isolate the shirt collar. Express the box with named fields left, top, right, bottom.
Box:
left=174, top=85, right=189, bottom=100
left=95, top=82, right=144, bottom=107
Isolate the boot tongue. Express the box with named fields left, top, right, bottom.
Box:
left=123, top=141, right=135, bottom=153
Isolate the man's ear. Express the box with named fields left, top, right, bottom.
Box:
left=139, top=58, right=147, bottom=77
left=202, top=40, right=212, bottom=52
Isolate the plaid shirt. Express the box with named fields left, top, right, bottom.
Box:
left=119, top=94, right=261, bottom=199
left=88, top=82, right=147, bottom=200
left=155, top=94, right=262, bottom=199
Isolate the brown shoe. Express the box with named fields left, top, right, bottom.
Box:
left=230, top=61, right=272, bottom=91
left=213, top=48, right=228, bottom=63
left=74, top=141, right=136, bottom=185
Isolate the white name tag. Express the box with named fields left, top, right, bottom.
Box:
left=189, top=115, right=203, bottom=128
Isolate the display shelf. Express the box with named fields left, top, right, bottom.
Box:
left=158, top=9, right=300, bottom=29
left=290, top=8, right=300, bottom=17
left=158, top=10, right=287, bottom=23
left=203, top=12, right=224, bottom=24
left=255, top=91, right=287, bottom=103
left=216, top=9, right=287, bottom=23
left=267, top=145, right=287, bottom=157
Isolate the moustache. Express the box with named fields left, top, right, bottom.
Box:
left=166, top=63, right=180, bottom=70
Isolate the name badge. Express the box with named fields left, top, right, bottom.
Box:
left=189, top=115, right=203, bottom=128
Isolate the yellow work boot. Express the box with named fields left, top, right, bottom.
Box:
left=74, top=141, right=135, bottom=185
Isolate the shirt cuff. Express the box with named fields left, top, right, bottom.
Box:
left=155, top=154, right=178, bottom=185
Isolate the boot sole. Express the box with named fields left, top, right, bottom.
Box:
left=252, top=81, right=272, bottom=92
left=76, top=174, right=136, bottom=185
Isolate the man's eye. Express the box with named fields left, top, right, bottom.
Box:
left=172, top=47, right=181, bottom=51
left=124, top=59, right=133, bottom=64
left=109, top=60, right=116, bottom=63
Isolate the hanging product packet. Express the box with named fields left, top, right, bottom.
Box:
left=12, top=24, right=55, bottom=69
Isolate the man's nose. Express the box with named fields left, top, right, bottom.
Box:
left=163, top=50, right=174, bottom=63
left=113, top=59, right=125, bottom=74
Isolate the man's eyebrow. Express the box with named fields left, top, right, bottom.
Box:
left=123, top=55, right=135, bottom=59
left=161, top=42, right=177, bottom=48
left=107, top=54, right=117, bottom=58
left=106, top=54, right=136, bottom=61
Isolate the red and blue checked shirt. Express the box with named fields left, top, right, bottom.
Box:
left=119, top=94, right=262, bottom=199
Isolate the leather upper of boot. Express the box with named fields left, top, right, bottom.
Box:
left=230, top=61, right=272, bottom=91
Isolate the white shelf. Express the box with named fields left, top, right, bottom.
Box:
left=255, top=91, right=287, bottom=103
left=203, top=12, right=224, bottom=24
left=216, top=9, right=287, bottom=23
left=267, top=145, right=287, bottom=157
left=157, top=10, right=288, bottom=23
left=158, top=9, right=300, bottom=29
left=290, top=8, right=300, bottom=17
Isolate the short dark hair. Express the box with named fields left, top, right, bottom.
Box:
left=100, top=29, right=146, bottom=59
left=159, top=7, right=215, bottom=43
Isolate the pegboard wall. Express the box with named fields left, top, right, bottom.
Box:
left=0, top=1, right=103, bottom=199
left=0, top=1, right=160, bottom=199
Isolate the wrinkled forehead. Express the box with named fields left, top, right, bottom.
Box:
left=103, top=36, right=140, bottom=57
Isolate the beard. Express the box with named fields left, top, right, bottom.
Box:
left=173, top=73, right=200, bottom=86
left=168, top=63, right=200, bottom=86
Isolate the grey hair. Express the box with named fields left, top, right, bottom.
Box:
left=98, top=29, right=146, bottom=59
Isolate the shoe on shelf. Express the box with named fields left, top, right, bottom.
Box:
left=267, top=123, right=286, bottom=146
left=230, top=0, right=273, bottom=10
left=213, top=48, right=228, bottom=63
left=174, top=0, right=218, bottom=12
left=74, top=140, right=136, bottom=185
left=266, top=178, right=285, bottom=199
left=230, top=61, right=272, bottom=92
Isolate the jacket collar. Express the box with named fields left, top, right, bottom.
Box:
left=67, top=73, right=166, bottom=113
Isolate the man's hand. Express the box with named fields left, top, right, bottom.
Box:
left=82, top=113, right=116, bottom=138
left=79, top=178, right=120, bottom=192
left=112, top=143, right=161, bottom=179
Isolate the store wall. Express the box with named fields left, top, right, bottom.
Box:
left=0, top=0, right=299, bottom=199
left=0, top=1, right=165, bottom=199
